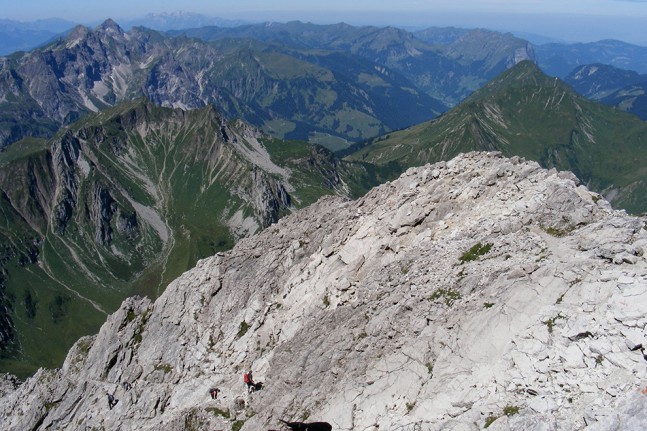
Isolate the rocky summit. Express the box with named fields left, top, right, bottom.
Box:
left=1, top=151, right=647, bottom=430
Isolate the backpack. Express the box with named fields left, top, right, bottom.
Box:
left=243, top=373, right=250, bottom=383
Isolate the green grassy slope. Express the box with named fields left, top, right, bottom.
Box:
left=347, top=61, right=647, bottom=214
left=0, top=99, right=358, bottom=377
left=201, top=40, right=446, bottom=149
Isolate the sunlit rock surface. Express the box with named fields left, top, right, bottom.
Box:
left=1, top=151, right=646, bottom=430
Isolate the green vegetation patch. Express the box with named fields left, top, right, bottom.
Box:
left=544, top=313, right=565, bottom=334
left=77, top=337, right=92, bottom=356
left=127, top=309, right=136, bottom=322
left=542, top=225, right=573, bottom=237
left=428, top=288, right=462, bottom=307
left=154, top=363, right=173, bottom=374
left=406, top=401, right=416, bottom=413
left=205, top=407, right=230, bottom=419
left=133, top=309, right=151, bottom=345
left=485, top=404, right=520, bottom=428
left=459, top=242, right=493, bottom=263
left=426, top=361, right=434, bottom=377
left=232, top=420, right=245, bottom=431
left=484, top=415, right=498, bottom=428
left=503, top=405, right=520, bottom=416
left=44, top=400, right=60, bottom=412
left=237, top=320, right=251, bottom=338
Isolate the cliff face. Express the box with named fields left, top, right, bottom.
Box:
left=1, top=152, right=647, bottom=430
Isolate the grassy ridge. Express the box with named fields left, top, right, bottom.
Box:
left=347, top=61, right=647, bottom=214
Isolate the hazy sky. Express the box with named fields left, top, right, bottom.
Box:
left=2, top=0, right=647, bottom=44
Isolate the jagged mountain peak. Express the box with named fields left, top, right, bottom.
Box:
left=461, top=60, right=579, bottom=112
left=65, top=24, right=90, bottom=44
left=2, top=151, right=646, bottom=430
left=0, top=19, right=450, bottom=149
left=98, top=19, right=123, bottom=34
left=62, top=19, right=124, bottom=47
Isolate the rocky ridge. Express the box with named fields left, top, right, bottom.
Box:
left=1, top=151, right=647, bottom=430
left=0, top=19, right=445, bottom=149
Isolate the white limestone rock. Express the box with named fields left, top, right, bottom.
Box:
left=2, top=152, right=647, bottom=431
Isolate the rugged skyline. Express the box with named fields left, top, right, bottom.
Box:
left=1, top=1, right=647, bottom=44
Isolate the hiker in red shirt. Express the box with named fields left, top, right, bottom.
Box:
left=243, top=370, right=255, bottom=393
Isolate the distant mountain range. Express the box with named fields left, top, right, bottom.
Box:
left=346, top=61, right=647, bottom=215
left=121, top=11, right=246, bottom=31
left=0, top=13, right=246, bottom=56
left=0, top=19, right=538, bottom=152
left=3, top=18, right=647, bottom=151
left=3, top=15, right=647, bottom=78
left=0, top=19, right=76, bottom=55
left=564, top=63, right=647, bottom=121
left=0, top=20, right=451, bottom=151
left=535, top=39, right=647, bottom=77
left=169, top=21, right=535, bottom=107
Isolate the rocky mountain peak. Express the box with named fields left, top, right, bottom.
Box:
left=98, top=19, right=124, bottom=36
left=1, top=151, right=646, bottom=430
left=65, top=24, right=90, bottom=45
left=63, top=19, right=124, bottom=49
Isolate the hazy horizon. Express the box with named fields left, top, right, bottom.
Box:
left=1, top=0, right=647, bottom=45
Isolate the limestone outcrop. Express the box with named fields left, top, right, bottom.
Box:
left=1, top=151, right=646, bottom=430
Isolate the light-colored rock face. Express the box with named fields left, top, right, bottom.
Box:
left=2, top=151, right=647, bottom=431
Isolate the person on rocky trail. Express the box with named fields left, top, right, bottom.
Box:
left=244, top=370, right=255, bottom=393
left=107, top=392, right=118, bottom=410
left=209, top=387, right=220, bottom=399
left=121, top=381, right=131, bottom=391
